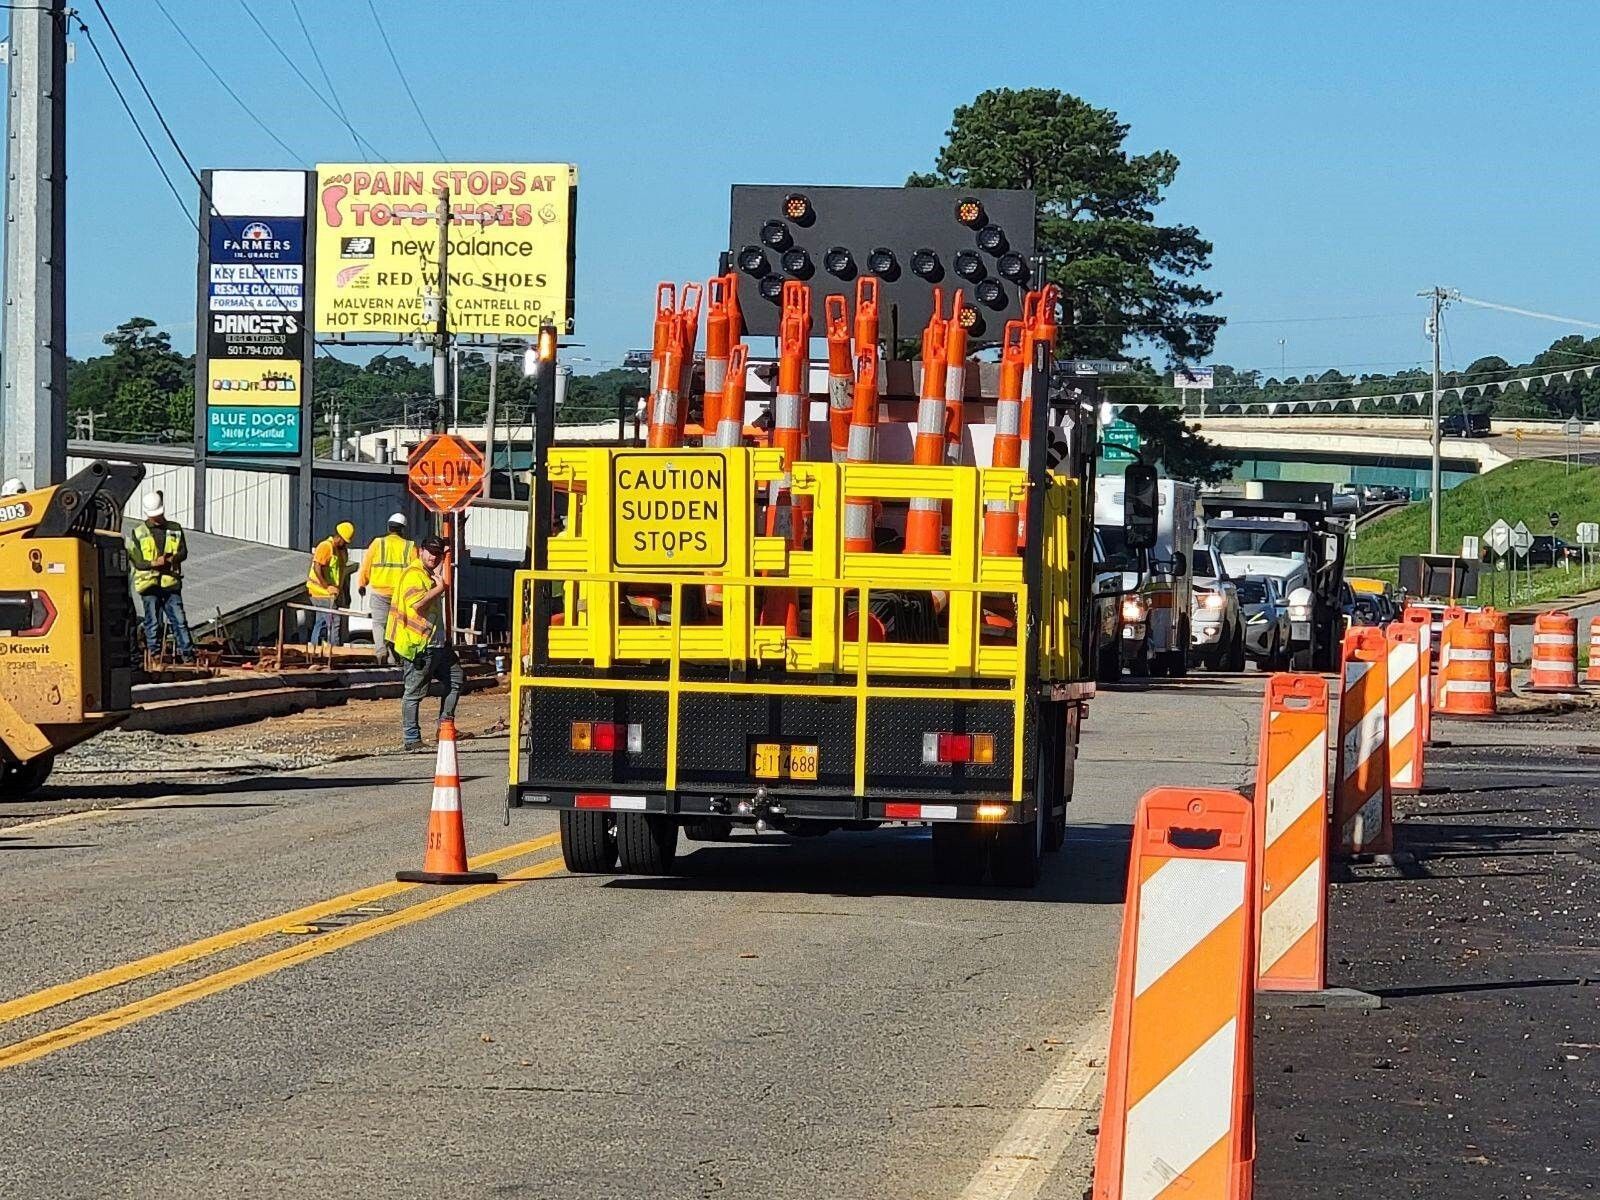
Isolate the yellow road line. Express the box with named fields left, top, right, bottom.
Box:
left=0, top=855, right=565, bottom=1073
left=0, top=832, right=560, bottom=1027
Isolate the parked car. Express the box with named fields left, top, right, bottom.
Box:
left=1440, top=411, right=1490, bottom=437
left=1523, top=535, right=1579, bottom=567
left=1235, top=575, right=1292, bottom=669
left=1188, top=544, right=1245, bottom=671
left=1359, top=483, right=1410, bottom=504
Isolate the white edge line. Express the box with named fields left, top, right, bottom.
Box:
left=956, top=1008, right=1112, bottom=1200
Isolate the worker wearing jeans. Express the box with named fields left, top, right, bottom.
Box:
left=387, top=535, right=462, bottom=750
left=307, top=521, right=355, bottom=648
left=126, top=491, right=195, bottom=662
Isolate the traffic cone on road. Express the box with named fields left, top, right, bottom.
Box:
left=396, top=719, right=498, bottom=885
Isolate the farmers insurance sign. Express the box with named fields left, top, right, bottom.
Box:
left=201, top=170, right=309, bottom=456
left=313, top=163, right=576, bottom=337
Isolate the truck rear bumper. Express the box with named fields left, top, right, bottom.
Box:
left=510, top=785, right=1035, bottom=825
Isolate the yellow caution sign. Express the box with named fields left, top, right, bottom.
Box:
left=611, top=451, right=729, bottom=570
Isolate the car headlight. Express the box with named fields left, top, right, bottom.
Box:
left=1287, top=603, right=1313, bottom=621
left=1201, top=593, right=1225, bottom=611
left=1121, top=597, right=1147, bottom=623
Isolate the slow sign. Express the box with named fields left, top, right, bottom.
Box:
left=408, top=433, right=486, bottom=514
left=611, top=451, right=728, bottom=569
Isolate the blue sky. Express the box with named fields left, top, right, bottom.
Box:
left=35, top=0, right=1600, bottom=379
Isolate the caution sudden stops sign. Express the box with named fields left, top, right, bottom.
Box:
left=408, top=433, right=487, bottom=513
left=611, top=452, right=728, bottom=569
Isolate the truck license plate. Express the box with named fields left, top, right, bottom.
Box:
left=753, top=743, right=818, bottom=781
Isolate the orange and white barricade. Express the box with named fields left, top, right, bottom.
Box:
left=1438, top=623, right=1496, bottom=717
left=1401, top=606, right=1434, bottom=745
left=1588, top=616, right=1600, bottom=685
left=1254, top=673, right=1330, bottom=993
left=1529, top=611, right=1579, bottom=692
left=1334, top=627, right=1392, bottom=857
left=1093, top=786, right=1256, bottom=1200
left=1385, top=622, right=1426, bottom=792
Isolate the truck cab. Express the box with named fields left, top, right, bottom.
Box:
left=1093, top=476, right=1195, bottom=677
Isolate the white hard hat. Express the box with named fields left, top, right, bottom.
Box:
left=0, top=478, right=24, bottom=498
left=141, top=492, right=165, bottom=518
left=387, top=512, right=406, bottom=527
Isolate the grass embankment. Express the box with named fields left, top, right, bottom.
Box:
left=1348, top=460, right=1600, bottom=607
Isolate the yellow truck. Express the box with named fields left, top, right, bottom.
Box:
left=505, top=345, right=1104, bottom=886
left=0, top=461, right=144, bottom=798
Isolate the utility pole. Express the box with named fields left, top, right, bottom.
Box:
left=430, top=186, right=450, bottom=434
left=484, top=335, right=499, bottom=500
left=1419, top=285, right=1450, bottom=555
left=1, top=0, right=69, bottom=488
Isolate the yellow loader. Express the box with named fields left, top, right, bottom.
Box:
left=0, top=460, right=145, bottom=799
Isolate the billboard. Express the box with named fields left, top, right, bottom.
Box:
left=313, top=163, right=576, bottom=337
left=200, top=170, right=310, bottom=457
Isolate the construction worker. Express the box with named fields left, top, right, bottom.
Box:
left=355, top=512, right=417, bottom=667
left=386, top=534, right=462, bottom=752
left=308, top=521, right=356, bottom=648
left=125, top=491, right=194, bottom=662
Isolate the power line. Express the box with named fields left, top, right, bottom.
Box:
left=73, top=13, right=195, bottom=232
left=289, top=0, right=358, bottom=157
left=1456, top=295, right=1600, bottom=332
left=366, top=0, right=446, bottom=159
left=151, top=0, right=301, bottom=161
left=237, top=0, right=387, bottom=161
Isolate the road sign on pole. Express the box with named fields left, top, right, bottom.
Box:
left=1484, top=519, right=1511, bottom=558
left=1460, top=535, right=1480, bottom=561
left=408, top=433, right=486, bottom=514
left=1101, top=418, right=1141, bottom=463
left=1510, top=521, right=1533, bottom=554
left=1577, top=522, right=1600, bottom=546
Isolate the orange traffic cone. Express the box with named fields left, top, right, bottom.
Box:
left=396, top=719, right=498, bottom=885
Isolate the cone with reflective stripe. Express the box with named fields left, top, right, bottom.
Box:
left=981, top=321, right=1026, bottom=558
left=905, top=293, right=949, bottom=556
left=1334, top=627, right=1392, bottom=857
left=1385, top=622, right=1425, bottom=793
left=1480, top=607, right=1512, bottom=695
left=824, top=294, right=853, bottom=464
left=843, top=344, right=880, bottom=555
left=396, top=719, right=497, bottom=885
left=1254, top=673, right=1330, bottom=993
left=713, top=343, right=748, bottom=449
left=942, top=292, right=969, bottom=465
left=1432, top=616, right=1460, bottom=714
left=701, top=276, right=733, bottom=438
left=1093, top=786, right=1256, bottom=1200
left=1529, top=611, right=1580, bottom=692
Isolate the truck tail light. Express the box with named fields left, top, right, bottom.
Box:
left=571, top=721, right=643, bottom=753
left=922, top=732, right=995, bottom=765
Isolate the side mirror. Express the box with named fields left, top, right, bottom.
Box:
left=1123, top=463, right=1158, bottom=551
left=1171, top=551, right=1187, bottom=577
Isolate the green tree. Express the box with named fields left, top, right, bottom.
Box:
left=909, top=87, right=1221, bottom=363
left=910, top=88, right=1233, bottom=482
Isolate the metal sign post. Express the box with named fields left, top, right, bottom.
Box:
left=1577, top=521, right=1599, bottom=585
left=1510, top=520, right=1534, bottom=600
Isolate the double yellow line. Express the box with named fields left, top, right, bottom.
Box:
left=0, top=833, right=565, bottom=1072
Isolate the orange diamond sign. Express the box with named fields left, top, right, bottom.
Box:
left=408, top=433, right=486, bottom=514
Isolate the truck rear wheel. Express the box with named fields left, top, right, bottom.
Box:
left=0, top=752, right=53, bottom=801
left=616, top=812, right=679, bottom=874
left=931, top=823, right=989, bottom=886
left=560, top=810, right=617, bottom=873
left=991, top=813, right=1042, bottom=888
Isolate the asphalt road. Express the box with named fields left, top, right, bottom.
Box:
left=1257, top=704, right=1600, bottom=1198
left=0, top=672, right=1264, bottom=1199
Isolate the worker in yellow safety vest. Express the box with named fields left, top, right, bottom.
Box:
left=125, top=491, right=194, bottom=662
left=386, top=534, right=463, bottom=751
left=307, top=521, right=355, bottom=649
left=355, top=512, right=417, bottom=666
